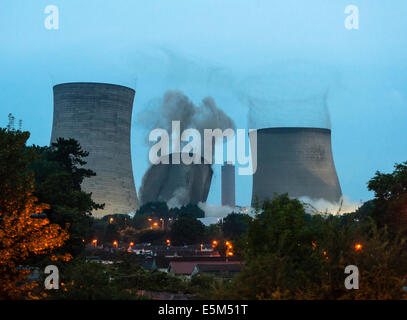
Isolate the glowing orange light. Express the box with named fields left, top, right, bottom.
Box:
left=148, top=218, right=152, bottom=222
left=130, top=242, right=134, bottom=246
left=113, top=241, right=118, bottom=247
left=227, top=252, right=234, bottom=256
left=225, top=241, right=230, bottom=246
left=355, top=243, right=363, bottom=251
left=109, top=217, right=114, bottom=223
left=323, top=251, right=327, bottom=256
left=153, top=222, right=159, bottom=227
left=92, top=239, right=97, bottom=245
left=212, top=240, right=218, bottom=245
left=166, top=239, right=170, bottom=244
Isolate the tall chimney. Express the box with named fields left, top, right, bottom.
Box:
left=221, top=162, right=235, bottom=207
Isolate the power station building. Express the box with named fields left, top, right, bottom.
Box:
left=221, top=162, right=235, bottom=207
left=50, top=82, right=139, bottom=217
left=250, top=127, right=342, bottom=206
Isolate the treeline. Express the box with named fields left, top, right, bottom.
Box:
left=2, top=116, right=407, bottom=300
left=209, top=161, right=407, bottom=299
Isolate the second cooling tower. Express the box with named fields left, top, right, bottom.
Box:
left=139, top=153, right=213, bottom=207
left=250, top=127, right=342, bottom=206
left=50, top=82, right=139, bottom=217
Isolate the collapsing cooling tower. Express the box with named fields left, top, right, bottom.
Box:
left=250, top=127, right=342, bottom=206
left=221, top=162, right=235, bottom=207
left=50, top=82, right=139, bottom=217
left=139, top=153, right=213, bottom=207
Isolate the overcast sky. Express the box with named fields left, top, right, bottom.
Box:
left=1, top=0, right=406, bottom=207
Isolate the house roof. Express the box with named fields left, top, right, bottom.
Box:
left=194, top=263, right=243, bottom=273
left=168, top=261, right=243, bottom=275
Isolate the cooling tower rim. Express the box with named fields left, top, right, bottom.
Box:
left=255, top=127, right=331, bottom=134
left=53, top=82, right=135, bottom=93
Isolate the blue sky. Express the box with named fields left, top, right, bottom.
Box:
left=1, top=0, right=407, bottom=207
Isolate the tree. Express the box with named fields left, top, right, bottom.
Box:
left=136, top=202, right=205, bottom=219
left=46, top=260, right=140, bottom=300
left=169, top=213, right=205, bottom=245
left=170, top=203, right=205, bottom=218
left=367, top=161, right=407, bottom=232
left=30, top=138, right=104, bottom=255
left=222, top=213, right=252, bottom=240
left=119, top=227, right=139, bottom=244
left=0, top=126, right=69, bottom=299
left=214, top=192, right=407, bottom=300
left=204, top=223, right=222, bottom=243
left=136, top=229, right=167, bottom=245
left=136, top=202, right=169, bottom=218
left=231, top=194, right=323, bottom=299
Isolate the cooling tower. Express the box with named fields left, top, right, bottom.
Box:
left=250, top=127, right=342, bottom=206
left=139, top=153, right=213, bottom=207
left=50, top=82, right=139, bottom=217
left=221, top=162, right=235, bottom=207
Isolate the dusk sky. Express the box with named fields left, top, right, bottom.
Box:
left=1, top=0, right=406, bottom=208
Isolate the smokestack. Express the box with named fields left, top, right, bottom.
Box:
left=221, top=162, right=235, bottom=207
left=50, top=82, right=139, bottom=217
left=250, top=127, right=342, bottom=206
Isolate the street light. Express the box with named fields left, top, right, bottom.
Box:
left=355, top=243, right=363, bottom=251
left=225, top=241, right=233, bottom=258
left=92, top=239, right=97, bottom=247
left=109, top=217, right=114, bottom=223
left=113, top=241, right=118, bottom=248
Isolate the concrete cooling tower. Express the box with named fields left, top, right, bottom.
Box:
left=221, top=162, right=235, bottom=207
left=250, top=127, right=342, bottom=206
left=139, top=153, right=213, bottom=207
left=50, top=82, right=139, bottom=217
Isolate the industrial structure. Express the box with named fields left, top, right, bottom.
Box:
left=221, top=162, right=235, bottom=207
left=139, top=153, right=213, bottom=206
left=50, top=82, right=139, bottom=217
left=250, top=127, right=342, bottom=206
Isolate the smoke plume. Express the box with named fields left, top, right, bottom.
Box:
left=299, top=195, right=361, bottom=215
left=138, top=90, right=235, bottom=207
left=139, top=90, right=235, bottom=137
left=197, top=202, right=235, bottom=218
